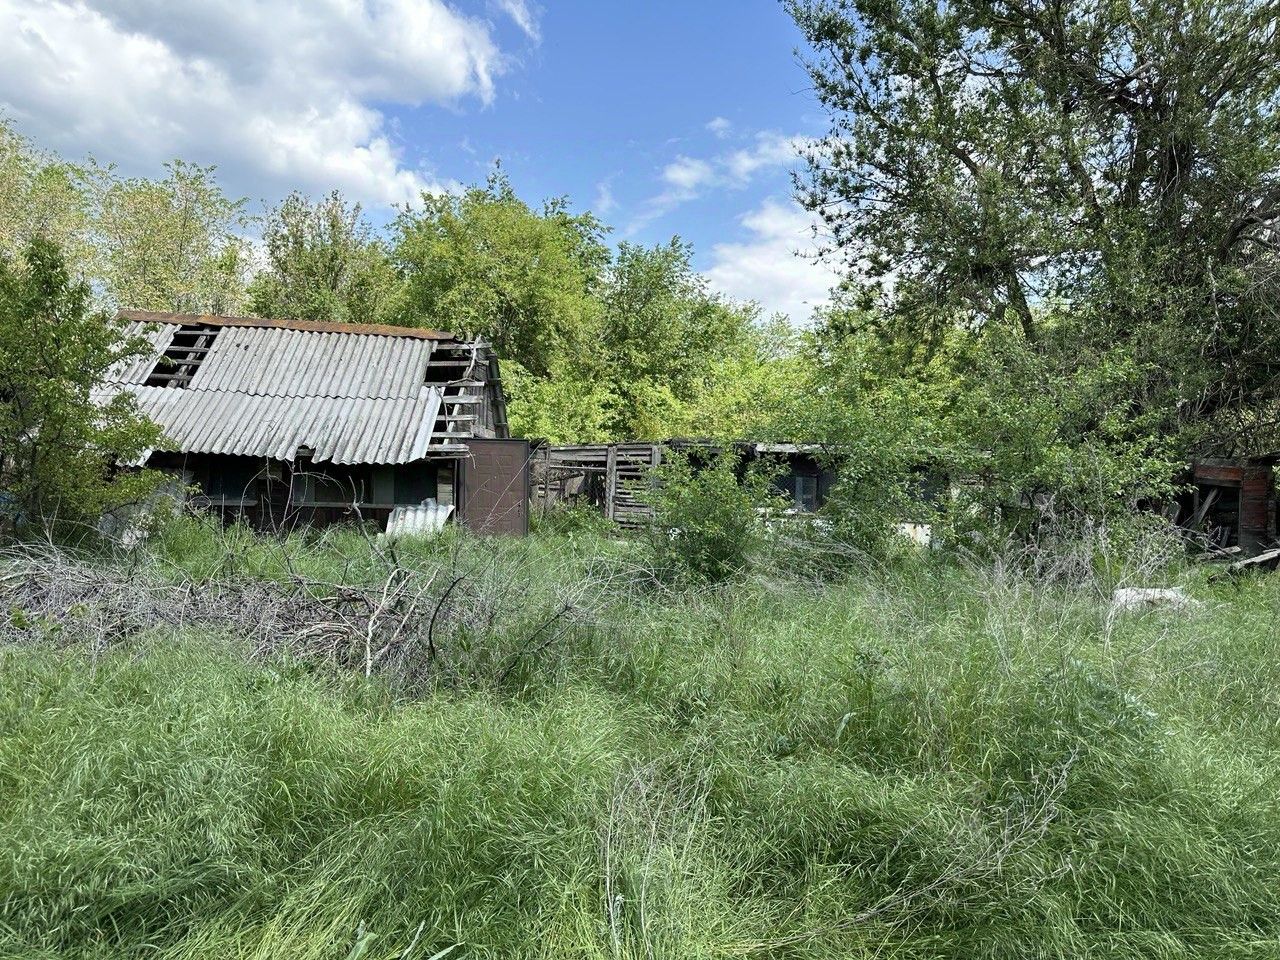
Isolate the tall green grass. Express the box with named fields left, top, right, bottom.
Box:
left=2, top=524, right=1279, bottom=958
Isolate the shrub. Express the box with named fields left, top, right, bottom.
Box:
left=642, top=451, right=781, bottom=584
left=0, top=236, right=162, bottom=533
left=530, top=499, right=616, bottom=539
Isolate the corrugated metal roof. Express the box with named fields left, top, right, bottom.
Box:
left=101, top=386, right=443, bottom=465
left=101, top=317, right=459, bottom=464
left=182, top=326, right=434, bottom=398
left=107, top=320, right=179, bottom=384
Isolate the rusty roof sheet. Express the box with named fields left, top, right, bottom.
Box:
left=102, top=314, right=458, bottom=464
left=119, top=309, right=455, bottom=340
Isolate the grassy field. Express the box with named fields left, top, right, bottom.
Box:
left=1, top=519, right=1279, bottom=958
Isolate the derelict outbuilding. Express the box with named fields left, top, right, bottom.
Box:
left=99, top=310, right=530, bottom=536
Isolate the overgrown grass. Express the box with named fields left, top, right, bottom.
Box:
left=2, top=519, right=1280, bottom=958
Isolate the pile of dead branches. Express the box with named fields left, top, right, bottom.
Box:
left=0, top=534, right=604, bottom=691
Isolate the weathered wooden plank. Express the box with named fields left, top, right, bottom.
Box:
left=605, top=445, right=618, bottom=522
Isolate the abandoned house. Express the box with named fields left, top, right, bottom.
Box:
left=1181, top=456, right=1278, bottom=554
left=532, top=439, right=838, bottom=529
left=100, top=310, right=531, bottom=535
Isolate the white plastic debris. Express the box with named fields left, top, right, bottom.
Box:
left=1108, top=587, right=1203, bottom=617
left=896, top=522, right=933, bottom=547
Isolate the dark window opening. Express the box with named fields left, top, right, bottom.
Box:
left=144, top=324, right=220, bottom=388
left=395, top=465, right=438, bottom=505
left=204, top=457, right=261, bottom=506
left=794, top=473, right=819, bottom=512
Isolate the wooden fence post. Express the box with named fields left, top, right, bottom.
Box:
left=605, top=445, right=618, bottom=522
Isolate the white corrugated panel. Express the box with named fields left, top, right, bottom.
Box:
left=99, top=385, right=444, bottom=464
left=188, top=327, right=432, bottom=398
left=104, top=321, right=178, bottom=384
left=385, top=502, right=454, bottom=538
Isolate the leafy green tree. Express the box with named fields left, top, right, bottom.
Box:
left=0, top=119, right=95, bottom=268
left=788, top=0, right=1280, bottom=451
left=683, top=314, right=809, bottom=440
left=941, top=326, right=1183, bottom=536
left=503, top=358, right=618, bottom=443
left=90, top=160, right=252, bottom=314
left=248, top=191, right=399, bottom=324
left=389, top=172, right=608, bottom=375
left=0, top=122, right=253, bottom=317
left=598, top=240, right=762, bottom=438
left=0, top=237, right=162, bottom=528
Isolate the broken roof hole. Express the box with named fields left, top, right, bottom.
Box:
left=424, top=346, right=474, bottom=385
left=144, top=324, right=220, bottom=388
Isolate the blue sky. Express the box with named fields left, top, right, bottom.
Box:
left=0, top=0, right=841, bottom=320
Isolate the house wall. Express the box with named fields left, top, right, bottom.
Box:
left=532, top=441, right=838, bottom=528
left=147, top=452, right=462, bottom=532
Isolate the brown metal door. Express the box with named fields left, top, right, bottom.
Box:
left=459, top=439, right=530, bottom=536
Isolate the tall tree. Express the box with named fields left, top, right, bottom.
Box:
left=91, top=160, right=252, bottom=315
left=0, top=119, right=94, bottom=268
left=248, top=191, right=398, bottom=324
left=389, top=171, right=608, bottom=376
left=0, top=237, right=161, bottom=527
left=788, top=0, right=1280, bottom=450
left=599, top=240, right=763, bottom=438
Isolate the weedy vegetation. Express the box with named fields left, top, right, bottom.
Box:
left=2, top=0, right=1278, bottom=954
left=1, top=507, right=1279, bottom=960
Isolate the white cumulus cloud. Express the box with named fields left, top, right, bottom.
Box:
left=723, top=132, right=805, bottom=184
left=661, top=156, right=716, bottom=194
left=0, top=0, right=510, bottom=208
left=628, top=130, right=811, bottom=235
left=705, top=198, right=840, bottom=324
left=594, top=178, right=617, bottom=215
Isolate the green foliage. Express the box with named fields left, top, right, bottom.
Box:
left=0, top=121, right=95, bottom=266
left=389, top=171, right=608, bottom=376
left=643, top=452, right=781, bottom=583
left=788, top=0, right=1280, bottom=454
left=0, top=237, right=162, bottom=526
left=2, top=526, right=1280, bottom=957
left=0, top=120, right=253, bottom=317
left=89, top=160, right=252, bottom=314
left=597, top=241, right=766, bottom=439
left=387, top=172, right=788, bottom=443
left=943, top=327, right=1184, bottom=537
left=248, top=191, right=398, bottom=324
left=501, top=358, right=618, bottom=443
left=776, top=319, right=1186, bottom=551
left=680, top=314, right=808, bottom=440
left=770, top=328, right=950, bottom=553
left=529, top=499, right=617, bottom=539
